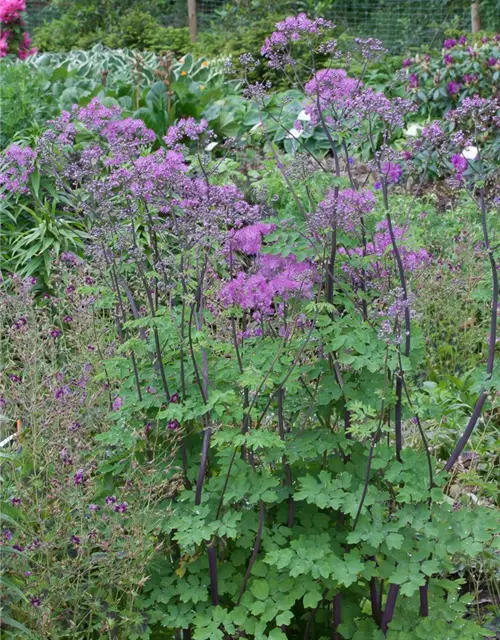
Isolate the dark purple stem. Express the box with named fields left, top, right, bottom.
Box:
left=380, top=583, right=399, bottom=634
left=195, top=426, right=212, bottom=506
left=236, top=501, right=265, bottom=605
left=419, top=579, right=429, bottom=617
left=207, top=538, right=220, bottom=605
left=332, top=593, right=342, bottom=639
left=370, top=577, right=382, bottom=624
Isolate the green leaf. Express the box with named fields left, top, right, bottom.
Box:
left=386, top=533, right=404, bottom=550
left=303, top=590, right=322, bottom=609
left=250, top=578, right=269, bottom=600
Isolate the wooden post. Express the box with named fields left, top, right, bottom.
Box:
left=188, top=0, right=197, bottom=42
left=471, top=0, right=480, bottom=34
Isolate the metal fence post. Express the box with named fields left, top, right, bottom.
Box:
left=188, top=0, right=197, bottom=42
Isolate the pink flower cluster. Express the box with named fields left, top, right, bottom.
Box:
left=0, top=0, right=36, bottom=59
left=219, top=253, right=315, bottom=314
left=229, top=222, right=276, bottom=254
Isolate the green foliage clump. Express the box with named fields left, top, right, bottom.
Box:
left=0, top=64, right=56, bottom=150
left=33, top=4, right=192, bottom=56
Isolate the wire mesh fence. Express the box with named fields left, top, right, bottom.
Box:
left=26, top=0, right=500, bottom=51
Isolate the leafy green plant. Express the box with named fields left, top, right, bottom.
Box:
left=0, top=63, right=56, bottom=150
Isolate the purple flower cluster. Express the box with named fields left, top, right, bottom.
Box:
left=164, top=117, right=209, bottom=148
left=381, top=162, right=403, bottom=184
left=451, top=154, right=468, bottom=177
left=112, top=396, right=123, bottom=411
left=230, top=222, right=276, bottom=254
left=261, top=13, right=334, bottom=68
left=312, top=188, right=375, bottom=234
left=0, top=144, right=36, bottom=195
left=220, top=253, right=315, bottom=314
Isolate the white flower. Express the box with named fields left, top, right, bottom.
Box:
left=287, top=127, right=302, bottom=139
left=462, top=146, right=478, bottom=160
left=297, top=110, right=311, bottom=122
left=249, top=122, right=262, bottom=134
left=205, top=141, right=218, bottom=151
left=405, top=123, right=423, bottom=137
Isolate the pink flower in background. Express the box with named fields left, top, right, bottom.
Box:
left=17, top=31, right=36, bottom=59
left=230, top=222, right=276, bottom=254
left=0, top=0, right=25, bottom=23
left=447, top=81, right=461, bottom=95
left=0, top=30, right=9, bottom=57
left=0, top=0, right=36, bottom=59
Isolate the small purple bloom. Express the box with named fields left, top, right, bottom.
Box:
left=374, top=182, right=382, bottom=190
left=447, top=80, right=461, bottom=95
left=144, top=422, right=153, bottom=435
left=89, top=504, right=99, bottom=512
left=74, top=469, right=85, bottom=485
left=451, top=154, right=467, bottom=173
left=9, top=374, right=21, bottom=383
left=105, top=496, right=117, bottom=505
left=112, top=396, right=123, bottom=411
left=87, top=345, right=96, bottom=351
left=167, top=419, right=180, bottom=431
left=2, top=529, right=13, bottom=541
left=49, top=328, right=61, bottom=339
left=458, top=35, right=467, bottom=45
left=84, top=276, right=93, bottom=285
left=114, top=502, right=128, bottom=514
left=13, top=544, right=24, bottom=552
left=408, top=73, right=418, bottom=89
left=170, top=393, right=180, bottom=404
left=463, top=73, right=477, bottom=85
left=63, top=315, right=73, bottom=323
left=24, top=571, right=32, bottom=577
left=28, top=538, right=41, bottom=551
left=487, top=57, right=497, bottom=66
left=10, top=497, right=22, bottom=507
left=443, top=54, right=454, bottom=65
left=443, top=38, right=457, bottom=49
left=30, top=597, right=41, bottom=607
left=402, top=57, right=412, bottom=68
left=70, top=535, right=80, bottom=546
left=382, top=162, right=403, bottom=184
left=146, top=386, right=156, bottom=394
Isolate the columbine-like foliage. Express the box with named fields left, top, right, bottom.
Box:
left=0, top=13, right=499, bottom=640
